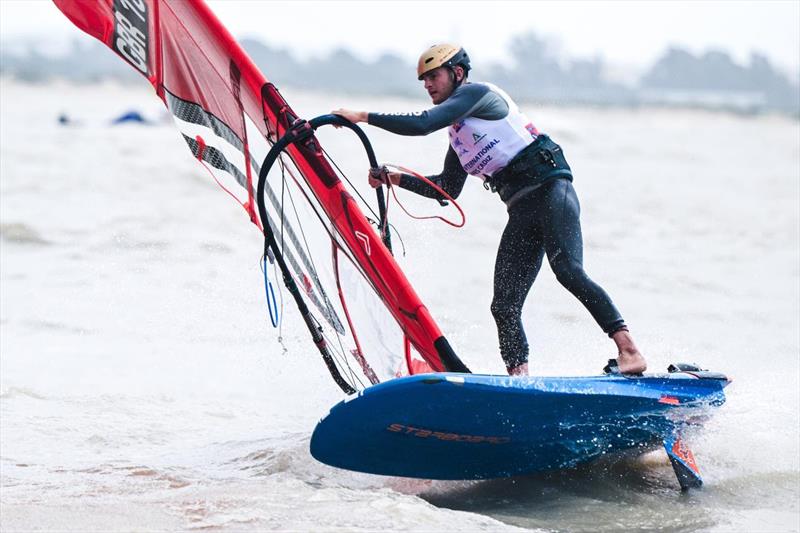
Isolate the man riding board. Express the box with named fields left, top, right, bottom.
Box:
left=333, top=44, right=647, bottom=376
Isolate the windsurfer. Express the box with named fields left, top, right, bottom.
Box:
left=333, top=44, right=647, bottom=376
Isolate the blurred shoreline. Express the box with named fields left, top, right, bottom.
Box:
left=2, top=33, right=798, bottom=117
left=3, top=75, right=798, bottom=123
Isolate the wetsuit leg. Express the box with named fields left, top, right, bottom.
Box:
left=491, top=199, right=546, bottom=370
left=541, top=179, right=625, bottom=334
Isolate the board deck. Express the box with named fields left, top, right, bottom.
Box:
left=310, top=372, right=729, bottom=480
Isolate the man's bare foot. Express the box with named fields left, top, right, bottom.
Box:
left=507, top=362, right=529, bottom=376
left=611, top=329, right=647, bottom=374
left=617, top=351, right=647, bottom=374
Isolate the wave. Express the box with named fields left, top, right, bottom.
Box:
left=0, top=223, right=49, bottom=245
left=0, top=387, right=47, bottom=400
left=223, top=434, right=309, bottom=477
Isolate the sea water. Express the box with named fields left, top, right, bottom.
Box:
left=1, top=80, right=798, bottom=532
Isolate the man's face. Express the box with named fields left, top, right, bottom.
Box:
left=422, top=67, right=456, bottom=104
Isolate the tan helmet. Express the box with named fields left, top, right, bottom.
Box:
left=417, top=43, right=471, bottom=80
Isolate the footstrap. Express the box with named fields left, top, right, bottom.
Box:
left=602, top=358, right=620, bottom=375
left=602, top=358, right=644, bottom=376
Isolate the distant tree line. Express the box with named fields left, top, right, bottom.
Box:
left=640, top=47, right=798, bottom=112
left=2, top=31, right=797, bottom=115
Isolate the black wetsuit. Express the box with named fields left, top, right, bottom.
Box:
left=368, top=83, right=625, bottom=370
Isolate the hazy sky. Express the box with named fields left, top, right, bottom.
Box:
left=2, top=0, right=799, bottom=76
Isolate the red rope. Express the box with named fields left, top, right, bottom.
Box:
left=381, top=163, right=466, bottom=228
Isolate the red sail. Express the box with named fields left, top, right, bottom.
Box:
left=53, top=0, right=465, bottom=385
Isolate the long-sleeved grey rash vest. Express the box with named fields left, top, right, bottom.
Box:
left=368, top=83, right=508, bottom=201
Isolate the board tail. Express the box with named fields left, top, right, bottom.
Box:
left=664, top=435, right=703, bottom=490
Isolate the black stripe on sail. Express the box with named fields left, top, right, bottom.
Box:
left=166, top=89, right=245, bottom=152
left=183, top=134, right=248, bottom=189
